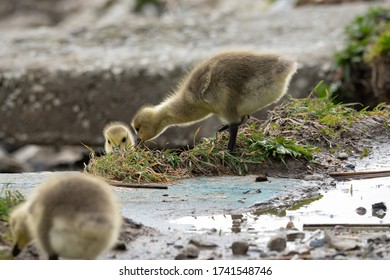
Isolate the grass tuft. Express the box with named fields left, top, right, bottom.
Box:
left=0, top=189, right=24, bottom=222
left=86, top=92, right=389, bottom=184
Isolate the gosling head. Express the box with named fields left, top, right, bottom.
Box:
left=131, top=106, right=166, bottom=144
left=9, top=203, right=32, bottom=257
left=103, top=122, right=134, bottom=154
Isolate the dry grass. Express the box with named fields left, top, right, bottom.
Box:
left=86, top=93, right=390, bottom=184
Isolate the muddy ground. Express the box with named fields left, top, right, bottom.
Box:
left=1, top=0, right=390, bottom=260
left=2, top=110, right=390, bottom=260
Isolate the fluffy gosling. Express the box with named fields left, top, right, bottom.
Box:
left=131, top=50, right=297, bottom=152
left=9, top=173, right=122, bottom=260
left=103, top=121, right=134, bottom=154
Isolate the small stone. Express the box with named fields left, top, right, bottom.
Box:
left=303, top=174, right=324, bottom=181
left=286, top=221, right=295, bottom=229
left=337, top=152, right=349, bottom=160
left=286, top=231, right=305, bottom=241
left=344, top=164, right=355, bottom=170
left=372, top=209, right=386, bottom=219
left=255, top=176, right=268, bottom=182
left=113, top=241, right=128, bottom=251
left=324, top=230, right=358, bottom=251
left=356, top=207, right=367, bottom=215
left=372, top=202, right=387, bottom=212
left=231, top=241, right=249, bottom=255
left=189, top=239, right=218, bottom=248
left=175, top=244, right=199, bottom=260
left=309, top=239, right=325, bottom=248
left=333, top=225, right=348, bottom=234
left=267, top=233, right=286, bottom=252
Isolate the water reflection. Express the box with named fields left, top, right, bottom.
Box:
left=171, top=177, right=390, bottom=233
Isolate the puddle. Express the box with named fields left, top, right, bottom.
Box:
left=170, top=177, right=390, bottom=235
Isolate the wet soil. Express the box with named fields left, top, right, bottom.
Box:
left=2, top=115, right=390, bottom=260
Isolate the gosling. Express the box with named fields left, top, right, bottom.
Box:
left=131, top=50, right=297, bottom=152
left=103, top=121, right=134, bottom=154
left=9, top=173, right=122, bottom=260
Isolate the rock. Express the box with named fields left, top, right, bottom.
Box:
left=372, top=209, right=386, bottom=219
left=0, top=146, right=30, bottom=172
left=309, top=239, right=325, bottom=248
left=372, top=202, right=387, bottom=219
left=303, top=174, right=324, bottom=181
left=324, top=230, right=358, bottom=251
left=175, top=244, right=199, bottom=260
left=286, top=221, right=295, bottom=229
left=231, top=241, right=249, bottom=255
left=113, top=241, right=128, bottom=251
left=189, top=239, right=218, bottom=248
left=267, top=233, right=287, bottom=252
left=286, top=231, right=305, bottom=241
left=356, top=207, right=367, bottom=215
left=372, top=202, right=387, bottom=212
left=12, top=145, right=86, bottom=171
left=337, top=152, right=349, bottom=160
left=255, top=176, right=268, bottom=182
left=333, top=225, right=348, bottom=234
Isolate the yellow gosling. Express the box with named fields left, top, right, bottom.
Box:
left=131, top=50, right=297, bottom=151
left=103, top=121, right=134, bottom=154
left=9, top=173, right=122, bottom=260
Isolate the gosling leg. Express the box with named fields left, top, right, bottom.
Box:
left=227, top=122, right=240, bottom=152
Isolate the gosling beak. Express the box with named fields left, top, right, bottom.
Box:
left=113, top=146, right=120, bottom=154
left=12, top=244, right=21, bottom=257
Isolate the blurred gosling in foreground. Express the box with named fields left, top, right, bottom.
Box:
left=9, top=173, right=122, bottom=260
left=131, top=50, right=297, bottom=152
left=103, top=121, right=134, bottom=154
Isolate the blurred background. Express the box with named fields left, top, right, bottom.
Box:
left=0, top=0, right=389, bottom=172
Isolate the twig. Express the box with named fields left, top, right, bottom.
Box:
left=107, top=180, right=169, bottom=189
left=303, top=223, right=390, bottom=231
left=329, top=170, right=390, bottom=180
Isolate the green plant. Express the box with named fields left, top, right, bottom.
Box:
left=0, top=189, right=24, bottom=222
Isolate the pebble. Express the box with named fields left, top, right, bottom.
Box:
left=286, top=221, right=295, bottom=229
left=337, top=152, right=349, bottom=160
left=189, top=239, right=218, bottom=248
left=267, top=233, right=287, bottom=252
left=231, top=241, right=249, bottom=255
left=372, top=202, right=387, bottom=212
left=255, top=176, right=268, bottom=182
left=309, top=239, right=325, bottom=248
left=113, top=241, right=128, bottom=251
left=356, top=207, right=367, bottom=215
left=286, top=231, right=305, bottom=242
left=175, top=244, right=199, bottom=260
left=324, top=230, right=358, bottom=251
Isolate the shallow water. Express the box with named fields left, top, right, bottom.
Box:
left=170, top=177, right=390, bottom=234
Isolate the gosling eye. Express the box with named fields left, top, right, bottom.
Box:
left=107, top=140, right=111, bottom=145
left=122, top=137, right=126, bottom=143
